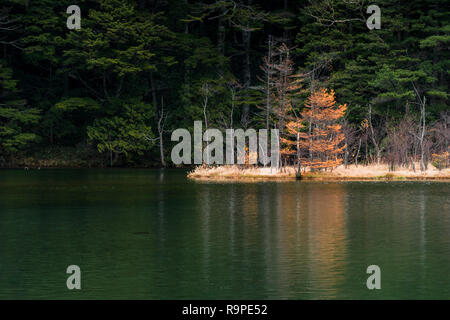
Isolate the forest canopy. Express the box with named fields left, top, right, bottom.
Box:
left=0, top=0, right=448, bottom=169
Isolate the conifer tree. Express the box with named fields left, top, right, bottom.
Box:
left=283, top=88, right=346, bottom=171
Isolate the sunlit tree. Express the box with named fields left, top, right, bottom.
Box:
left=283, top=88, right=346, bottom=172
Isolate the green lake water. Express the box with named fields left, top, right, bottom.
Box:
left=0, top=169, right=449, bottom=299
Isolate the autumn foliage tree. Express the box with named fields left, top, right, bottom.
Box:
left=282, top=88, right=346, bottom=172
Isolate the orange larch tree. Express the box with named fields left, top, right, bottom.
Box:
left=281, top=120, right=303, bottom=175
left=282, top=88, right=347, bottom=173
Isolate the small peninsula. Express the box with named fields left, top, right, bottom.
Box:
left=188, top=164, right=450, bottom=182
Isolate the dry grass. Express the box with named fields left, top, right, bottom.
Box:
left=328, top=163, right=450, bottom=179
left=187, top=163, right=450, bottom=181
left=188, top=165, right=296, bottom=181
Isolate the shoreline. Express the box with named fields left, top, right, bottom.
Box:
left=187, top=165, right=450, bottom=182
left=2, top=165, right=449, bottom=182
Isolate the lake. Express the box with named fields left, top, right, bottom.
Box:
left=0, top=169, right=449, bottom=299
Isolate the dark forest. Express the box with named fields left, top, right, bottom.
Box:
left=0, top=0, right=448, bottom=169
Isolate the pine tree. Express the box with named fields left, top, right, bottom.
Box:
left=0, top=60, right=40, bottom=161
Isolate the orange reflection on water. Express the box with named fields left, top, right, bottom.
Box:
left=304, top=183, right=347, bottom=298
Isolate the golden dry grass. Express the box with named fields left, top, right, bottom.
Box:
left=328, top=163, right=450, bottom=179
left=187, top=163, right=450, bottom=181
left=187, top=165, right=296, bottom=181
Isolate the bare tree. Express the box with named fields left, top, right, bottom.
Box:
left=143, top=97, right=168, bottom=167
left=428, top=112, right=449, bottom=170
left=368, top=104, right=384, bottom=165
left=0, top=7, right=23, bottom=50
left=273, top=43, right=298, bottom=135
left=157, top=97, right=167, bottom=167
left=227, top=80, right=241, bottom=128
left=257, top=35, right=278, bottom=131
left=411, top=82, right=427, bottom=171
left=200, top=82, right=214, bottom=129
left=272, top=43, right=303, bottom=169
left=431, top=112, right=449, bottom=155
left=305, top=0, right=366, bottom=27
left=386, top=116, right=415, bottom=171
left=342, top=117, right=358, bottom=168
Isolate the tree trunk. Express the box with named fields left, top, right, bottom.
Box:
left=265, top=35, right=273, bottom=131
left=159, top=130, right=166, bottom=167
left=296, top=132, right=301, bottom=179
left=241, top=27, right=251, bottom=127
left=344, top=133, right=349, bottom=168
left=368, top=104, right=381, bottom=165
left=158, top=97, right=166, bottom=167
left=355, top=138, right=361, bottom=167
